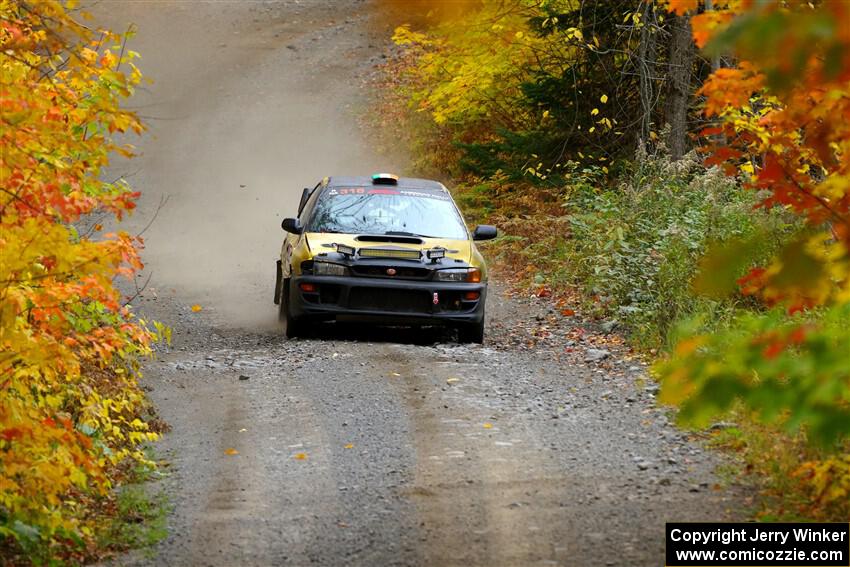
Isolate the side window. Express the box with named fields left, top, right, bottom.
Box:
left=298, top=182, right=323, bottom=225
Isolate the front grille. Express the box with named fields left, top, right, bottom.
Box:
left=358, top=247, right=421, bottom=260
left=351, top=265, right=430, bottom=280
left=348, top=287, right=432, bottom=313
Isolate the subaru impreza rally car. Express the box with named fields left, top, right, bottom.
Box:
left=274, top=174, right=497, bottom=342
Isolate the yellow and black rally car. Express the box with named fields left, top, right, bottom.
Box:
left=274, top=174, right=497, bottom=342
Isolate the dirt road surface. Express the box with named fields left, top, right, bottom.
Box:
left=93, top=2, right=744, bottom=565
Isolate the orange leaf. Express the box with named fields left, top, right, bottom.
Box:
left=668, top=0, right=698, bottom=15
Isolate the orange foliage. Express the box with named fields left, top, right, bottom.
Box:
left=690, top=0, right=850, bottom=308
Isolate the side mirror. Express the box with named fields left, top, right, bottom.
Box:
left=472, top=224, right=497, bottom=241
left=297, top=187, right=311, bottom=215
left=281, top=217, right=303, bottom=234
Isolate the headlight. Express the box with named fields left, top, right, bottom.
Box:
left=435, top=268, right=481, bottom=282
left=313, top=261, right=349, bottom=276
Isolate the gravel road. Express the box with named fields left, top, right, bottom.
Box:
left=94, top=1, right=745, bottom=565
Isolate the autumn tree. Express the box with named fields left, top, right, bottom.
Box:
left=1, top=0, right=163, bottom=559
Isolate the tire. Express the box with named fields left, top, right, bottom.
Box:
left=279, top=278, right=304, bottom=339
left=457, top=318, right=484, bottom=344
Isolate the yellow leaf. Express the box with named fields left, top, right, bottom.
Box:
left=591, top=108, right=599, bottom=116
left=600, top=94, right=608, bottom=104
left=191, top=304, right=202, bottom=312
left=294, top=452, right=308, bottom=460
left=483, top=423, right=493, bottom=429
left=344, top=443, right=354, bottom=449
left=224, top=448, right=239, bottom=455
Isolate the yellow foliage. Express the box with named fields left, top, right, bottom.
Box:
left=796, top=455, right=850, bottom=516
left=1, top=0, right=165, bottom=558
left=392, top=1, right=579, bottom=129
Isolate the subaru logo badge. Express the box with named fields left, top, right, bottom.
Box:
left=386, top=268, right=397, bottom=276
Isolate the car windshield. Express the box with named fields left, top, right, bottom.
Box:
left=307, top=186, right=468, bottom=239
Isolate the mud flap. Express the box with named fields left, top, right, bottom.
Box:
left=274, top=260, right=282, bottom=305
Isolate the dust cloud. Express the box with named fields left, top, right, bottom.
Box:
left=92, top=2, right=404, bottom=330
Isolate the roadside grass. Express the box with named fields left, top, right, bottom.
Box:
left=94, top=449, right=170, bottom=561
left=469, top=156, right=796, bottom=351
left=97, top=483, right=169, bottom=558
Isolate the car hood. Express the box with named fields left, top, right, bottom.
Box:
left=305, top=232, right=473, bottom=263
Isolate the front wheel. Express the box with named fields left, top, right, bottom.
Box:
left=279, top=279, right=304, bottom=339
left=457, top=318, right=484, bottom=344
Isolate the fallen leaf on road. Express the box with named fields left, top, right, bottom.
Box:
left=224, top=448, right=239, bottom=455
left=239, top=428, right=247, bottom=432
left=344, top=444, right=354, bottom=449
left=483, top=423, right=493, bottom=429
left=535, top=286, right=551, bottom=298
left=446, top=377, right=460, bottom=384
left=390, top=372, right=400, bottom=377
left=191, top=304, right=203, bottom=312
left=293, top=452, right=308, bottom=460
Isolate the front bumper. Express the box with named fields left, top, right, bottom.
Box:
left=288, top=274, right=486, bottom=325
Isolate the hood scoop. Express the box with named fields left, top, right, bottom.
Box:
left=356, top=234, right=424, bottom=245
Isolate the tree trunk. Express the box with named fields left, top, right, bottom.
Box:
left=636, top=0, right=657, bottom=153
left=665, top=12, right=695, bottom=160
